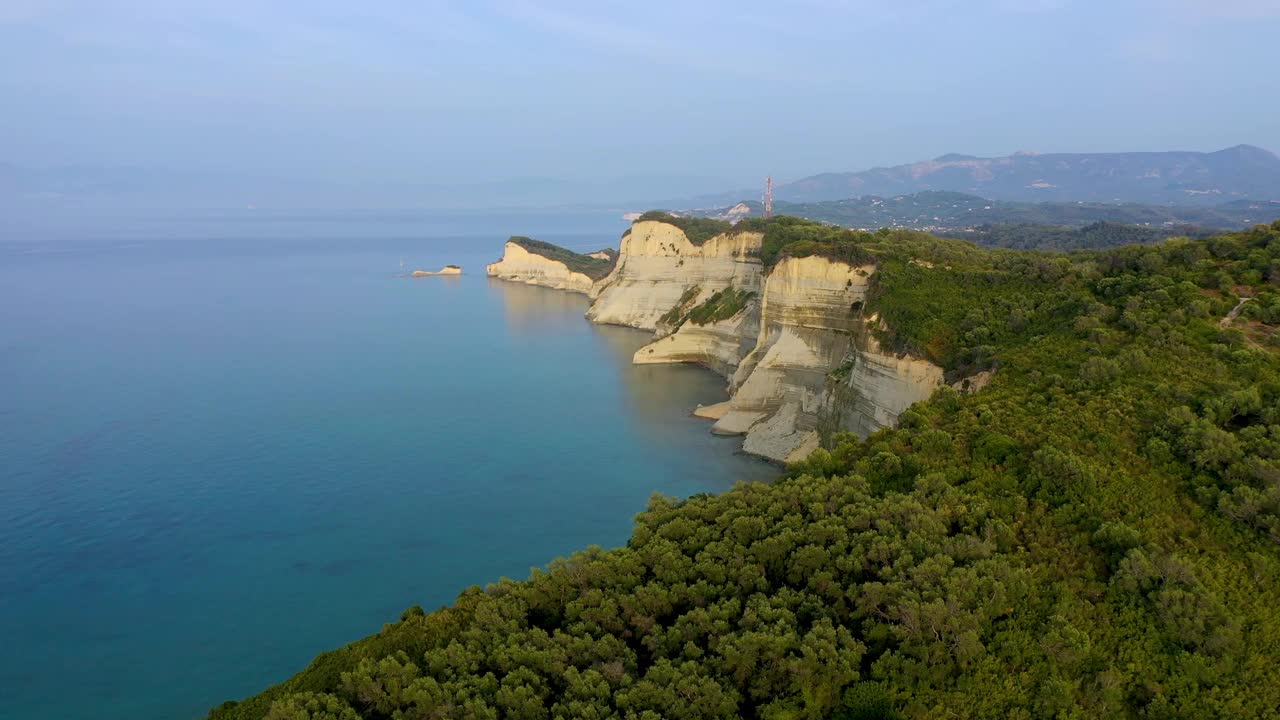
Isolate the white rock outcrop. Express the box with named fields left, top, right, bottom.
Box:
left=639, top=252, right=946, bottom=463
left=825, top=324, right=946, bottom=439
left=742, top=402, right=822, bottom=464
left=633, top=296, right=761, bottom=377
left=486, top=242, right=598, bottom=295
left=586, top=221, right=764, bottom=330
left=710, top=256, right=875, bottom=461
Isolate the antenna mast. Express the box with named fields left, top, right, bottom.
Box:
left=764, top=176, right=773, bottom=219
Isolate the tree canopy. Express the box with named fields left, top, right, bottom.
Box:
left=941, top=222, right=1218, bottom=251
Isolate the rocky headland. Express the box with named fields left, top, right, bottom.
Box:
left=487, top=215, right=962, bottom=463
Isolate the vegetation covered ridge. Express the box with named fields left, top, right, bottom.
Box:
left=508, top=236, right=616, bottom=281
left=214, top=222, right=1280, bottom=720
left=658, top=286, right=756, bottom=330
left=940, top=221, right=1219, bottom=251
left=701, top=192, right=1280, bottom=251
left=769, top=190, right=1280, bottom=232
left=686, top=287, right=755, bottom=326
left=630, top=212, right=883, bottom=267
left=634, top=211, right=737, bottom=245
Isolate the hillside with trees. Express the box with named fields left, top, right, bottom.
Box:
left=704, top=191, right=1277, bottom=237
left=781, top=191, right=1279, bottom=229
left=210, top=220, right=1280, bottom=720
left=940, top=222, right=1219, bottom=251
left=689, top=192, right=1280, bottom=252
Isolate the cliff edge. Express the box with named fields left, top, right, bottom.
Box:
left=586, top=219, right=764, bottom=331
left=494, top=215, right=974, bottom=463
left=486, top=237, right=616, bottom=295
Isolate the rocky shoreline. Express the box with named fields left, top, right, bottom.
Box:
left=485, top=218, right=948, bottom=463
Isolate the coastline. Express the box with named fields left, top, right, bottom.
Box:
left=484, top=218, right=948, bottom=464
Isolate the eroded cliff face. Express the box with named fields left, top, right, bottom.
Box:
left=621, top=248, right=946, bottom=463
left=493, top=220, right=950, bottom=464
left=822, top=320, right=946, bottom=440
left=586, top=221, right=764, bottom=331
left=710, top=256, right=878, bottom=462
left=486, top=242, right=598, bottom=295
left=633, top=297, right=761, bottom=378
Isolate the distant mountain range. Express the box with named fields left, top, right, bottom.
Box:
left=685, top=145, right=1280, bottom=208
left=710, top=191, right=1280, bottom=231
left=5, top=145, right=1279, bottom=218
left=685, top=190, right=1280, bottom=251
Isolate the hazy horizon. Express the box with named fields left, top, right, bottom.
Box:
left=3, top=1, right=1280, bottom=215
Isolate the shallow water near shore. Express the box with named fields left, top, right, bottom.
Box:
left=0, top=212, right=778, bottom=720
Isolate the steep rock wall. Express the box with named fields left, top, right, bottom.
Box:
left=633, top=297, right=761, bottom=378
left=490, top=221, right=950, bottom=464
left=586, top=221, right=764, bottom=331
left=711, top=256, right=875, bottom=461
left=664, top=256, right=948, bottom=463
left=486, top=242, right=598, bottom=295
left=820, top=321, right=946, bottom=441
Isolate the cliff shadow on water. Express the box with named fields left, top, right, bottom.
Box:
left=486, top=275, right=592, bottom=337
left=489, top=277, right=779, bottom=480
left=594, top=322, right=769, bottom=436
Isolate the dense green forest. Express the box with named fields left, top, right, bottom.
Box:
left=213, top=220, right=1280, bottom=720
left=509, top=236, right=616, bottom=280
left=940, top=222, right=1217, bottom=251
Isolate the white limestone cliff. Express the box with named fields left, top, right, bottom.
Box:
left=489, top=219, right=955, bottom=464
left=634, top=251, right=947, bottom=464
left=823, top=317, right=946, bottom=440
left=586, top=221, right=764, bottom=331
left=633, top=296, right=761, bottom=377
left=486, top=242, right=599, bottom=295
left=617, top=247, right=947, bottom=463
left=819, top=317, right=952, bottom=438
left=711, top=256, right=878, bottom=461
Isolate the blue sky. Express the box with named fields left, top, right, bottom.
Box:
left=2, top=0, right=1278, bottom=188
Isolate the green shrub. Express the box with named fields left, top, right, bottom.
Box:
left=685, top=287, right=754, bottom=325
left=658, top=285, right=701, bottom=327
left=636, top=211, right=733, bottom=245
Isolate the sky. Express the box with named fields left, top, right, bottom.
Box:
left=2, top=0, right=1279, bottom=201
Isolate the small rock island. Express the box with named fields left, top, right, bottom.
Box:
left=411, top=265, right=462, bottom=276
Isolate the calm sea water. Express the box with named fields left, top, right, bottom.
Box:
left=0, top=211, right=777, bottom=720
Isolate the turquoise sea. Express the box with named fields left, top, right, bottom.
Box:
left=0, top=211, right=777, bottom=720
